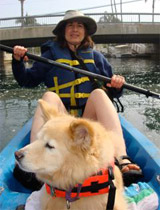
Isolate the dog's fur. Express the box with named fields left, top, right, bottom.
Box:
left=15, top=99, right=127, bottom=210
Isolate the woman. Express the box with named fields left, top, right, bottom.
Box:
left=12, top=10, right=142, bottom=189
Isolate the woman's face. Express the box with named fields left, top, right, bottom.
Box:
left=65, top=21, right=85, bottom=50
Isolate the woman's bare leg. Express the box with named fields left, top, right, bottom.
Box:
left=82, top=89, right=140, bottom=172
left=82, top=89, right=126, bottom=158
left=30, top=91, right=67, bottom=143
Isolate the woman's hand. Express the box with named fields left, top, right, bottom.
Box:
left=106, top=75, right=125, bottom=89
left=13, top=46, right=28, bottom=61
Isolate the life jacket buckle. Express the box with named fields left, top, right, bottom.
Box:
left=66, top=200, right=71, bottom=209
left=108, top=166, right=114, bottom=180
left=65, top=183, right=82, bottom=203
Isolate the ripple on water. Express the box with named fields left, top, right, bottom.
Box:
left=0, top=58, right=160, bottom=151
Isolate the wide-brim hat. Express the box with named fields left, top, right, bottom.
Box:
left=53, top=10, right=97, bottom=35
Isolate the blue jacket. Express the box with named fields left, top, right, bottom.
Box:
left=12, top=41, right=121, bottom=107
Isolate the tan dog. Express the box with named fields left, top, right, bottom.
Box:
left=15, top=99, right=127, bottom=210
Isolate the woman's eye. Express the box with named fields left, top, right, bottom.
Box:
left=67, top=23, right=72, bottom=27
left=78, top=24, right=83, bottom=27
left=45, top=143, right=55, bottom=149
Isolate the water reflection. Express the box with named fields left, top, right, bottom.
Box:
left=0, top=58, right=160, bottom=151
left=144, top=108, right=160, bottom=130
left=110, top=58, right=160, bottom=89
left=0, top=61, right=46, bottom=150
left=109, top=58, right=160, bottom=147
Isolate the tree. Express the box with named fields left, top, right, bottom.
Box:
left=110, top=0, right=118, bottom=18
left=99, top=11, right=121, bottom=23
left=110, top=0, right=114, bottom=13
left=113, top=0, right=118, bottom=18
left=16, top=13, right=39, bottom=26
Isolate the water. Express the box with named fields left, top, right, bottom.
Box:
left=109, top=58, right=160, bottom=147
left=0, top=61, right=46, bottom=151
left=0, top=58, right=160, bottom=151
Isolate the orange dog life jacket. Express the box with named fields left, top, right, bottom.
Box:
left=45, top=165, right=116, bottom=209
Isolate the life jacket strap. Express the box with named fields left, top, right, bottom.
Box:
left=48, top=77, right=90, bottom=92
left=45, top=166, right=116, bottom=209
left=55, top=58, right=94, bottom=66
left=106, top=166, right=116, bottom=210
left=48, top=76, right=90, bottom=116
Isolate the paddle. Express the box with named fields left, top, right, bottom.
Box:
left=0, top=43, right=160, bottom=99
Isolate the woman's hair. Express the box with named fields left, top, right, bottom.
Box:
left=54, top=23, right=95, bottom=49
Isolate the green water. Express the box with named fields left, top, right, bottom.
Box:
left=0, top=58, right=160, bottom=151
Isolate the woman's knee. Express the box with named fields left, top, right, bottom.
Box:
left=41, top=91, right=61, bottom=104
left=41, top=91, right=67, bottom=113
left=89, top=89, right=109, bottom=101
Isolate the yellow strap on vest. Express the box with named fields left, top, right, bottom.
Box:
left=53, top=77, right=59, bottom=94
left=47, top=56, right=94, bottom=116
left=70, top=85, right=76, bottom=106
left=55, top=93, right=90, bottom=98
left=48, top=77, right=90, bottom=92
left=56, top=59, right=79, bottom=66
left=56, top=59, right=94, bottom=66
left=48, top=76, right=90, bottom=116
left=83, top=59, right=95, bottom=64
left=70, top=110, right=78, bottom=116
left=75, top=93, right=90, bottom=98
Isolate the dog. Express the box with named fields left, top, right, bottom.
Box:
left=15, top=99, right=127, bottom=210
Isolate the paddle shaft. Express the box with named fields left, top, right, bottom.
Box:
left=0, top=44, right=160, bottom=99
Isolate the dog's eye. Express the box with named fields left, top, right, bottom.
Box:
left=45, top=143, right=55, bottom=149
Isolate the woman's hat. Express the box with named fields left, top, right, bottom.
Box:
left=53, top=10, right=97, bottom=35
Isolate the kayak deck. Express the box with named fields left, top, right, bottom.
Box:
left=0, top=119, right=32, bottom=210
left=120, top=115, right=160, bottom=209
left=0, top=116, right=159, bottom=209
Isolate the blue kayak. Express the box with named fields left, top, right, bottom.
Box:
left=0, top=116, right=160, bottom=210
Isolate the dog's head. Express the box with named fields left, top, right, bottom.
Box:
left=15, top=99, right=115, bottom=189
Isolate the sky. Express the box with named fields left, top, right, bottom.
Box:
left=0, top=0, right=160, bottom=18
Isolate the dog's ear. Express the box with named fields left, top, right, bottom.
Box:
left=69, top=119, right=94, bottom=151
left=38, top=99, right=58, bottom=121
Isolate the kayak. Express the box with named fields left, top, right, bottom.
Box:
left=0, top=116, right=160, bottom=210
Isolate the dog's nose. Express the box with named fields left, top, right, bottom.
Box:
left=15, top=151, right=24, bottom=161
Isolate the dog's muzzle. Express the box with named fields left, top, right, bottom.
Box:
left=15, top=151, right=24, bottom=162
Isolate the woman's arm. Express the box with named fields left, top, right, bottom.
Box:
left=12, top=46, right=52, bottom=88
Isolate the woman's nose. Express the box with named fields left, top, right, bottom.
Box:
left=72, top=24, right=78, bottom=31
